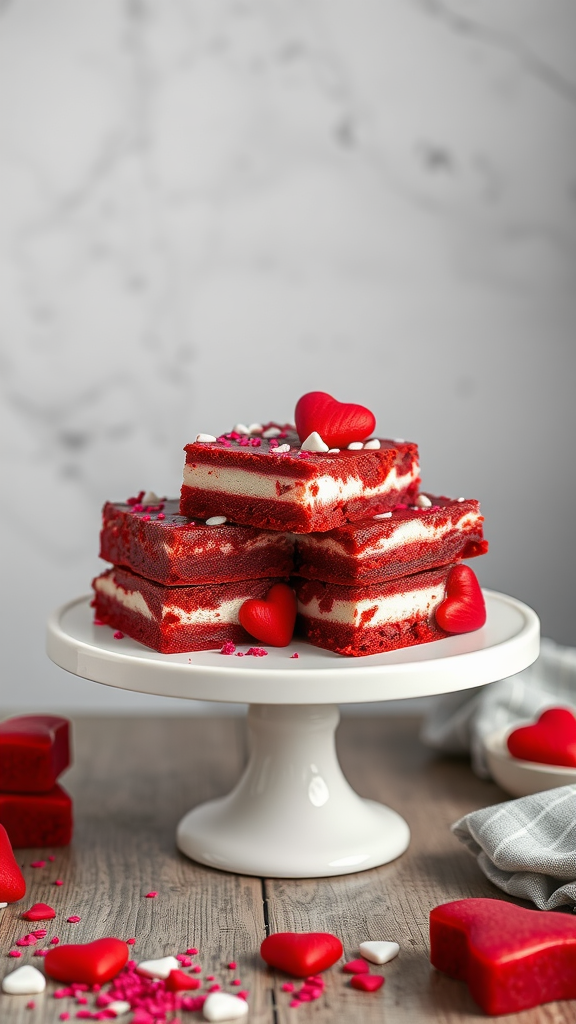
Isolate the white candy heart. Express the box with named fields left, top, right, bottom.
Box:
left=0, top=902, right=7, bottom=910
left=363, top=438, right=381, bottom=449
left=136, top=956, right=180, bottom=979
left=196, top=433, right=217, bottom=443
left=359, top=940, right=399, bottom=965
left=206, top=516, right=227, bottom=526
left=301, top=431, right=329, bottom=453
left=415, top=493, right=432, bottom=508
left=142, top=491, right=160, bottom=505
left=2, top=965, right=46, bottom=994
left=262, top=427, right=281, bottom=438
left=108, top=1001, right=131, bottom=1016
left=203, top=992, right=248, bottom=1021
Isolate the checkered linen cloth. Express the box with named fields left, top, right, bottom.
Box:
left=421, top=637, right=576, bottom=777
left=452, top=786, right=576, bottom=909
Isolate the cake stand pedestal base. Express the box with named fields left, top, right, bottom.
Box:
left=176, top=703, right=410, bottom=878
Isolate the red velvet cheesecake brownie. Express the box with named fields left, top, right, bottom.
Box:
left=100, top=498, right=294, bottom=586
left=92, top=566, right=289, bottom=653
left=294, top=563, right=485, bottom=657
left=180, top=426, right=420, bottom=533
left=295, top=495, right=487, bottom=585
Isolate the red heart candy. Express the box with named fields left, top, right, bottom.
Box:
left=0, top=824, right=26, bottom=903
left=260, top=932, right=343, bottom=977
left=350, top=974, right=384, bottom=991
left=45, top=938, right=129, bottom=985
left=430, top=898, right=576, bottom=1015
left=435, top=564, right=486, bottom=633
left=22, top=902, right=56, bottom=921
left=165, top=969, right=202, bottom=992
left=239, top=583, right=296, bottom=647
left=507, top=707, right=576, bottom=767
left=342, top=958, right=369, bottom=974
left=294, top=392, right=376, bottom=448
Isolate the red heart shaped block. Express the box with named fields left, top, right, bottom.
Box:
left=239, top=583, right=296, bottom=647
left=22, top=902, right=56, bottom=921
left=261, top=932, right=343, bottom=977
left=45, top=938, right=129, bottom=985
left=435, top=564, right=486, bottom=633
left=507, top=707, right=576, bottom=767
left=0, top=824, right=26, bottom=903
left=430, top=898, right=576, bottom=1015
left=295, top=392, right=376, bottom=448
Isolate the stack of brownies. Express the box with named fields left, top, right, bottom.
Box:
left=0, top=716, right=73, bottom=847
left=93, top=393, right=488, bottom=657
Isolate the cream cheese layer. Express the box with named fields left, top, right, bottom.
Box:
left=298, top=584, right=444, bottom=627
left=94, top=574, right=153, bottom=619
left=301, top=511, right=479, bottom=559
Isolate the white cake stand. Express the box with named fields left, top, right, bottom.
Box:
left=47, top=591, right=539, bottom=878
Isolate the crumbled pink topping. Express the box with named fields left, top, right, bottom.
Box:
left=220, top=641, right=236, bottom=655
left=67, top=916, right=81, bottom=923
left=246, top=647, right=268, bottom=657
left=113, top=632, right=124, bottom=640
left=290, top=652, right=299, bottom=659
left=31, top=860, right=46, bottom=868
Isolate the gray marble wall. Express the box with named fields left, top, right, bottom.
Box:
left=1, top=0, right=575, bottom=711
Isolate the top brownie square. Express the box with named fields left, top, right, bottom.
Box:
left=180, top=425, right=419, bottom=533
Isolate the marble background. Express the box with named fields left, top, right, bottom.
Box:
left=1, top=0, right=575, bottom=712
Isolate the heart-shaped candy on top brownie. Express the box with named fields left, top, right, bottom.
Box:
left=261, top=932, right=343, bottom=977
left=239, top=583, right=296, bottom=647
left=507, top=707, right=576, bottom=768
left=435, top=564, right=486, bottom=634
left=294, top=392, right=376, bottom=448
left=430, top=897, right=576, bottom=1015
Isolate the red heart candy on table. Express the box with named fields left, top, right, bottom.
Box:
left=435, top=564, right=486, bottom=633
left=165, top=969, right=202, bottom=992
left=22, top=902, right=56, bottom=921
left=342, top=958, right=369, bottom=974
left=350, top=974, right=384, bottom=992
left=294, top=392, right=376, bottom=448
left=45, top=938, right=129, bottom=985
left=0, top=824, right=26, bottom=903
left=260, top=932, right=343, bottom=977
left=239, top=583, right=296, bottom=647
left=430, top=898, right=576, bottom=1015
left=507, top=707, right=576, bottom=767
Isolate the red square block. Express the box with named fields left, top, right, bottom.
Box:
left=0, top=716, right=71, bottom=793
left=0, top=785, right=73, bottom=847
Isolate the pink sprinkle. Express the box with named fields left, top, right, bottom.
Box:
left=92, top=985, right=101, bottom=993
left=246, top=647, right=268, bottom=657
left=54, top=988, right=74, bottom=999
left=250, top=438, right=261, bottom=447
left=67, top=916, right=81, bottom=923
left=133, top=504, right=144, bottom=513
left=191, top=965, right=202, bottom=974
left=227, top=962, right=237, bottom=970
left=157, top=513, right=165, bottom=520
left=186, top=948, right=198, bottom=956
left=289, top=1000, right=300, bottom=1008
left=76, top=997, right=88, bottom=1005
left=127, top=938, right=136, bottom=945
left=17, top=934, right=39, bottom=946
left=54, top=880, right=64, bottom=886
left=237, top=991, right=249, bottom=1000
left=142, top=515, right=151, bottom=522
left=9, top=950, right=22, bottom=958
left=59, top=1014, right=71, bottom=1021
left=145, top=892, right=158, bottom=898
left=231, top=979, right=241, bottom=986
left=34, top=949, right=48, bottom=957
left=113, top=631, right=124, bottom=640
left=32, top=930, right=47, bottom=939
left=207, top=984, right=220, bottom=992
left=48, top=855, right=56, bottom=862
left=51, top=936, right=60, bottom=944
left=26, top=1001, right=36, bottom=1009
left=31, top=860, right=46, bottom=868
left=206, top=975, right=215, bottom=982
left=220, top=640, right=236, bottom=655
left=290, top=652, right=299, bottom=659
left=76, top=1011, right=93, bottom=1019
left=235, top=651, right=245, bottom=657
left=176, top=955, right=191, bottom=966
left=281, top=983, right=294, bottom=992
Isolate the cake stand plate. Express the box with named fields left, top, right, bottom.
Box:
left=47, top=591, right=539, bottom=878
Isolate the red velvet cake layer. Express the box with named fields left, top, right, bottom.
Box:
left=180, top=425, right=419, bottom=533
left=0, top=785, right=73, bottom=847
left=100, top=499, right=294, bottom=585
left=295, top=565, right=463, bottom=657
left=92, top=566, right=288, bottom=653
left=295, top=496, right=487, bottom=585
left=0, top=716, right=70, bottom=794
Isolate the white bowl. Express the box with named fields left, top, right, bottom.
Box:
left=484, top=726, right=576, bottom=797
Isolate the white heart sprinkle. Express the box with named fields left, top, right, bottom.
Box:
left=415, top=494, right=432, bottom=508
left=393, top=438, right=405, bottom=444
left=137, top=956, right=180, bottom=979
left=262, top=426, right=281, bottom=438
left=206, top=516, right=227, bottom=526
left=457, top=496, right=466, bottom=502
left=248, top=423, right=263, bottom=434
left=363, top=438, right=381, bottom=449
left=373, top=512, right=392, bottom=519
left=142, top=491, right=160, bottom=505
left=0, top=902, right=7, bottom=910
left=203, top=992, right=249, bottom=1021
left=301, top=431, right=329, bottom=452
left=2, top=965, right=46, bottom=994
left=271, top=444, right=291, bottom=454
left=327, top=448, right=340, bottom=454
left=196, top=433, right=217, bottom=443
left=233, top=424, right=250, bottom=435
left=359, top=940, right=399, bottom=965
left=347, top=441, right=363, bottom=450
left=108, top=1001, right=131, bottom=1017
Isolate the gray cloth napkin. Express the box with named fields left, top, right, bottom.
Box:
left=421, top=637, right=576, bottom=777
left=452, top=786, right=576, bottom=910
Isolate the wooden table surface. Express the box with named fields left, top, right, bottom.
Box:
left=1, top=715, right=575, bottom=1024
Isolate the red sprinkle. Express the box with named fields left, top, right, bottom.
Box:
left=54, top=880, right=64, bottom=886
left=206, top=975, right=214, bottom=982
left=59, top=1014, right=71, bottom=1021
left=67, top=916, right=81, bottom=923
left=290, top=652, right=299, bottom=659
left=186, top=948, right=198, bottom=956
left=246, top=647, right=268, bottom=657
left=231, top=979, right=241, bottom=986
left=48, top=856, right=56, bottom=862
left=157, top=513, right=165, bottom=520
left=26, top=1001, right=35, bottom=1010
left=220, top=641, right=236, bottom=655
left=93, top=619, right=105, bottom=626
left=145, top=892, right=158, bottom=899
left=51, top=936, right=60, bottom=944
left=32, top=930, right=47, bottom=939
left=207, top=984, right=220, bottom=992
left=227, top=962, right=237, bottom=970
left=34, top=949, right=49, bottom=957
left=127, top=939, right=136, bottom=945
left=281, top=983, right=294, bottom=992
left=113, top=631, right=124, bottom=640
left=238, top=991, right=249, bottom=1000
left=9, top=951, right=22, bottom=958
left=191, top=965, right=202, bottom=973
left=31, top=860, right=46, bottom=868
